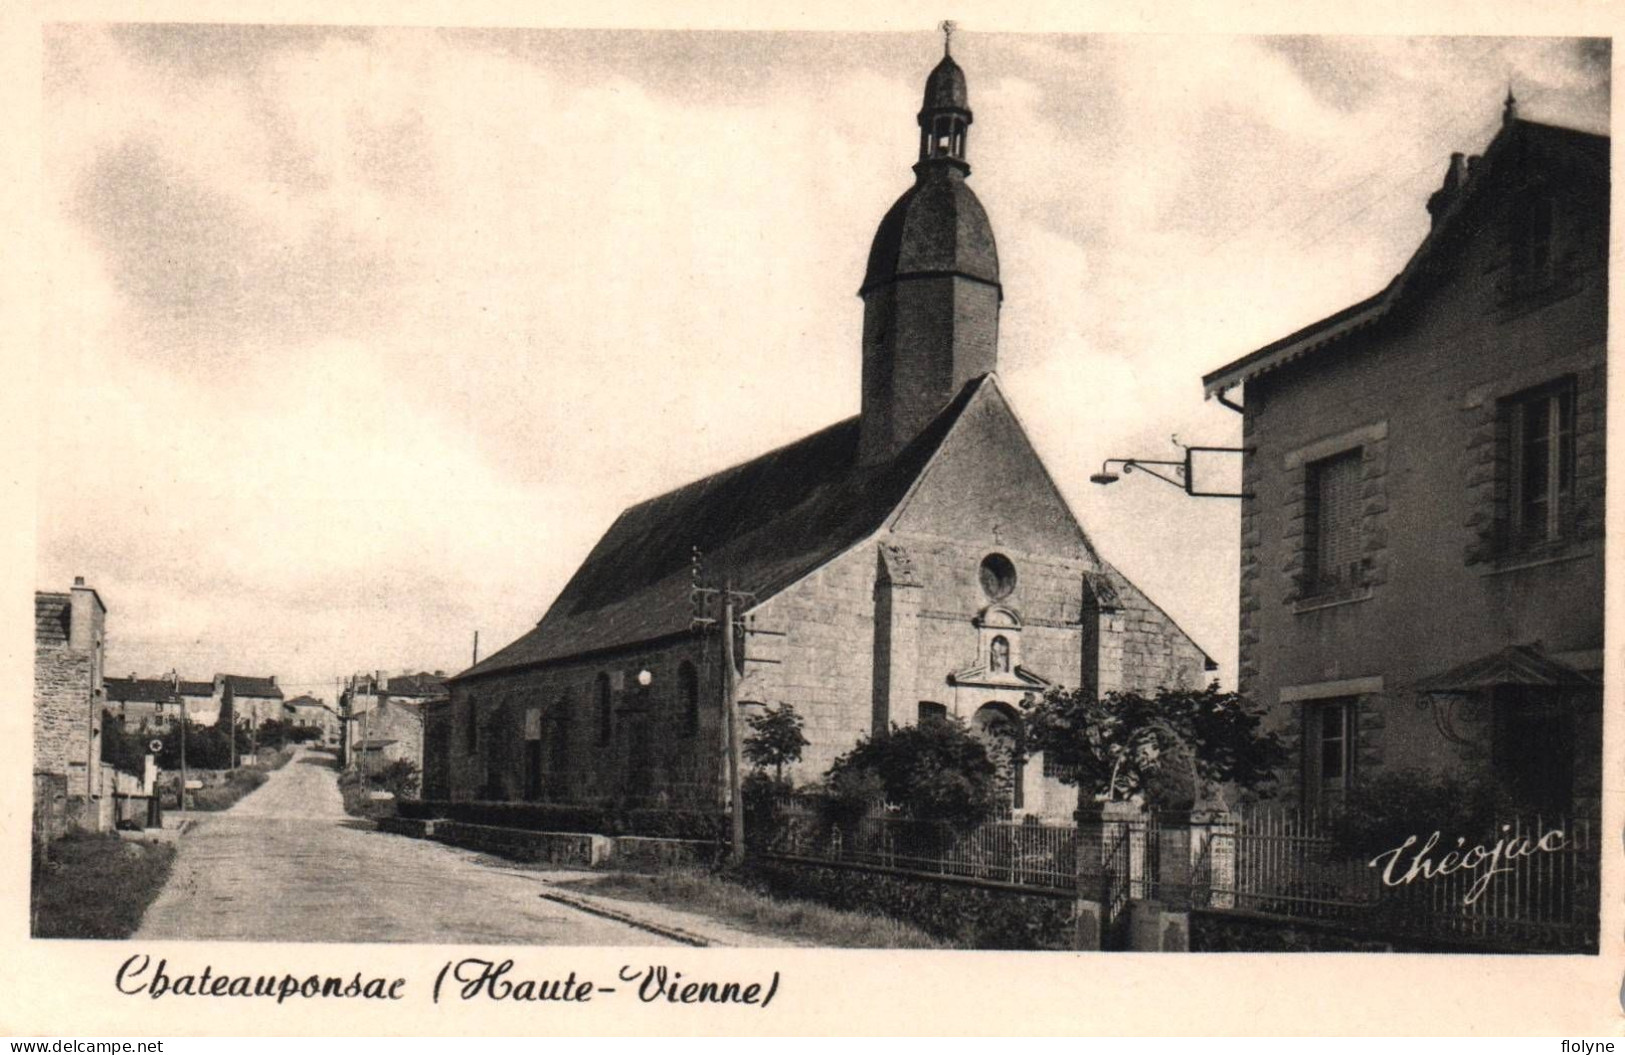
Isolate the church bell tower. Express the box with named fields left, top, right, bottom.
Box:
left=858, top=33, right=1002, bottom=465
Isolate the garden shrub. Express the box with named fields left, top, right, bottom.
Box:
left=1321, top=770, right=1516, bottom=859
left=820, top=718, right=1001, bottom=828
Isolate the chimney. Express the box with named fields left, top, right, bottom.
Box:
left=1426, top=152, right=1470, bottom=226
left=269, top=674, right=277, bottom=687
left=68, top=577, right=104, bottom=654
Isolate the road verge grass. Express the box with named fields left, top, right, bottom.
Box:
left=31, top=831, right=176, bottom=939
left=560, top=868, right=951, bottom=949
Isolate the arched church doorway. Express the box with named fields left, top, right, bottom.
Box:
left=974, top=702, right=1024, bottom=813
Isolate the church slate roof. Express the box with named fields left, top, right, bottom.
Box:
left=862, top=170, right=1000, bottom=295
left=922, top=55, right=968, bottom=112
left=456, top=378, right=990, bottom=681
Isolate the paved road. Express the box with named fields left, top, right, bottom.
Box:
left=135, top=747, right=675, bottom=945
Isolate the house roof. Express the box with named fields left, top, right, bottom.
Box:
left=219, top=674, right=283, bottom=699
left=105, top=678, right=176, bottom=704
left=34, top=593, right=70, bottom=646
left=1202, top=118, right=1609, bottom=400
left=385, top=672, right=448, bottom=697
left=177, top=680, right=214, bottom=697
left=284, top=695, right=325, bottom=710
left=456, top=376, right=990, bottom=681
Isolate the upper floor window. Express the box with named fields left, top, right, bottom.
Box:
left=1505, top=379, right=1576, bottom=550
left=1303, top=449, right=1365, bottom=598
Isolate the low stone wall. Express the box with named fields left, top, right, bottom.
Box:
left=430, top=821, right=614, bottom=867
left=612, top=835, right=718, bottom=870
left=1189, top=909, right=1397, bottom=953
left=375, top=816, right=436, bottom=839
left=376, top=817, right=719, bottom=872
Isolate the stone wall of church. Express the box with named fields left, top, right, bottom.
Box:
left=447, top=637, right=728, bottom=808
left=448, top=533, right=1211, bottom=812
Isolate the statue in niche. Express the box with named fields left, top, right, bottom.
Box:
left=990, top=635, right=1011, bottom=674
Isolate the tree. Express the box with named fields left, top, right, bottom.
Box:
left=100, top=712, right=150, bottom=778
left=1019, top=682, right=1286, bottom=809
left=821, top=717, right=1002, bottom=828
left=742, top=703, right=810, bottom=783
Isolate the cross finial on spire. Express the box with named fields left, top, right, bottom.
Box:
left=1503, top=79, right=1518, bottom=126
left=940, top=20, right=956, bottom=56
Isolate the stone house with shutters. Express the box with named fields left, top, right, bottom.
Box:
left=444, top=46, right=1214, bottom=818
left=34, top=577, right=109, bottom=835
left=1202, top=97, right=1606, bottom=815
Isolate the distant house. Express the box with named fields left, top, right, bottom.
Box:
left=179, top=679, right=218, bottom=725
left=105, top=676, right=180, bottom=731
left=104, top=675, right=218, bottom=728
left=34, top=577, right=109, bottom=836
left=1202, top=100, right=1606, bottom=815
left=217, top=674, right=284, bottom=728
left=341, top=671, right=448, bottom=779
left=283, top=694, right=339, bottom=743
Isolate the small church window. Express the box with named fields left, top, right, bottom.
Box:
left=980, top=553, right=1017, bottom=601
left=918, top=700, right=948, bottom=724
left=990, top=636, right=1011, bottom=674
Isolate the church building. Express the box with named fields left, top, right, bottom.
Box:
left=444, top=43, right=1213, bottom=818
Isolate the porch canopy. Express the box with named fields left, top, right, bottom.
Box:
left=1410, top=645, right=1598, bottom=694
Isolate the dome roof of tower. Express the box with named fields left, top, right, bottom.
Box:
left=861, top=169, right=1000, bottom=294
left=922, top=55, right=968, bottom=112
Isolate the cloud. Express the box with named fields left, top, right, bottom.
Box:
left=38, top=27, right=1609, bottom=693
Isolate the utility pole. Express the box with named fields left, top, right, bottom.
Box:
left=472, top=630, right=480, bottom=666
left=720, top=585, right=745, bottom=865
left=691, top=548, right=751, bottom=866
left=169, top=669, right=188, bottom=813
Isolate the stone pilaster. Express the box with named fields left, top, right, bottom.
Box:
left=872, top=543, right=923, bottom=731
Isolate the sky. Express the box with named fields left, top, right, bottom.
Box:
left=35, top=25, right=1609, bottom=703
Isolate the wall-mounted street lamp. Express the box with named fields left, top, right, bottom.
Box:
left=1089, top=444, right=1250, bottom=499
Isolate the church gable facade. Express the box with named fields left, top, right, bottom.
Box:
left=442, top=45, right=1212, bottom=817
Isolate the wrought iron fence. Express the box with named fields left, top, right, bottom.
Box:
left=759, top=805, right=1078, bottom=891
left=1200, top=807, right=1599, bottom=951
left=753, top=799, right=1599, bottom=951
